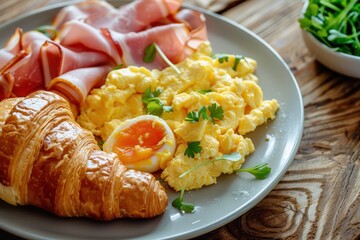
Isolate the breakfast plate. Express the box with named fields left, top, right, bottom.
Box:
left=0, top=1, right=304, bottom=239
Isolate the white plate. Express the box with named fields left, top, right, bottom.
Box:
left=0, top=1, right=304, bottom=239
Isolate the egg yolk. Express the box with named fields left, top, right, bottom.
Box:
left=112, top=120, right=166, bottom=164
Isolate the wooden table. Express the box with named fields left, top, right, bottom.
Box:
left=0, top=0, right=359, bottom=239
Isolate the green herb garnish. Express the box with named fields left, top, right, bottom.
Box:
left=184, top=141, right=202, bottom=158
left=184, top=106, right=208, bottom=123
left=172, top=187, right=195, bottom=213
left=197, top=89, right=212, bottom=94
left=234, top=163, right=272, bottom=179
left=142, top=88, right=173, bottom=116
left=143, top=43, right=181, bottom=74
left=213, top=54, right=248, bottom=70
left=98, top=140, right=104, bottom=150
left=185, top=104, right=223, bottom=124
left=35, top=25, right=58, bottom=39
left=299, top=0, right=360, bottom=56
left=143, top=43, right=157, bottom=63
left=214, top=54, right=229, bottom=63
left=208, top=103, right=224, bottom=124
left=112, top=64, right=124, bottom=70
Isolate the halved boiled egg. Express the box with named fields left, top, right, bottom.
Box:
left=103, top=115, right=176, bottom=173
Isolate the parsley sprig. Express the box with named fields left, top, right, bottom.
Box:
left=185, top=103, right=223, bottom=124
left=208, top=103, right=224, bottom=124
left=184, top=106, right=208, bottom=123
left=142, top=88, right=173, bottom=116
left=184, top=141, right=202, bottom=158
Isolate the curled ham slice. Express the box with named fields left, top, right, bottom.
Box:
left=175, top=9, right=207, bottom=51
left=0, top=42, right=44, bottom=97
left=48, top=65, right=113, bottom=105
left=0, top=30, right=52, bottom=97
left=2, top=28, right=23, bottom=55
left=40, top=40, right=112, bottom=87
left=53, top=0, right=183, bottom=33
left=52, top=0, right=115, bottom=28
left=56, top=20, right=122, bottom=63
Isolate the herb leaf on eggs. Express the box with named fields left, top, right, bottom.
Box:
left=212, top=53, right=248, bottom=70
left=184, top=104, right=224, bottom=158
left=142, top=88, right=173, bottom=116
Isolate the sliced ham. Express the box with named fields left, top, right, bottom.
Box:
left=87, top=0, right=183, bottom=33
left=108, top=23, right=190, bottom=69
left=53, top=0, right=183, bottom=33
left=0, top=0, right=208, bottom=104
left=0, top=50, right=14, bottom=68
left=47, top=65, right=113, bottom=105
left=52, top=0, right=115, bottom=29
left=0, top=31, right=52, bottom=97
left=0, top=42, right=44, bottom=97
left=57, top=19, right=207, bottom=69
left=2, top=28, right=23, bottom=54
left=56, top=20, right=123, bottom=64
left=40, top=40, right=112, bottom=87
left=175, top=9, right=208, bottom=53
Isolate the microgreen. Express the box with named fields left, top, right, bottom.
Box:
left=142, top=88, right=173, bottom=116
left=234, top=163, right=272, bottom=179
left=35, top=25, right=58, bottom=39
left=143, top=43, right=157, bottom=63
left=213, top=54, right=229, bottom=63
left=299, top=0, right=360, bottom=56
left=184, top=141, right=202, bottom=158
left=143, top=43, right=181, bottom=74
left=112, top=64, right=124, bottom=70
left=172, top=187, right=195, bottom=213
left=212, top=54, right=248, bottom=70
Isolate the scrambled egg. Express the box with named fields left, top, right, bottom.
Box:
left=77, top=42, right=279, bottom=191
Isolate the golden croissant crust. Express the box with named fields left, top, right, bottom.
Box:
left=0, top=90, right=167, bottom=220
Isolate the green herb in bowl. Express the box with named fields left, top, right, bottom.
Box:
left=299, top=0, right=360, bottom=57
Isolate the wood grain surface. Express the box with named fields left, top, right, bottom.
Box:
left=0, top=0, right=359, bottom=240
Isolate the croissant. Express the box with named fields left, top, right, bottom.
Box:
left=0, top=90, right=167, bottom=220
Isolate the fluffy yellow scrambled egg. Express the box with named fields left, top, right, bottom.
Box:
left=77, top=42, right=279, bottom=191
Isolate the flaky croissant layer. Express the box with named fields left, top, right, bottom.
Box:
left=0, top=90, right=167, bottom=220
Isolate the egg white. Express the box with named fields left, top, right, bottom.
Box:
left=103, top=115, right=176, bottom=173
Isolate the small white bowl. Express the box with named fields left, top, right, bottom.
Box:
left=301, top=30, right=360, bottom=79
left=300, top=0, right=360, bottom=79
